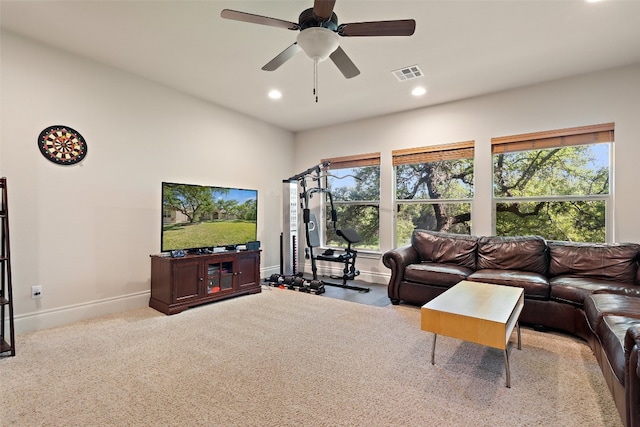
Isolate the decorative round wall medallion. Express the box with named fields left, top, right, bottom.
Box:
left=38, top=125, right=87, bottom=165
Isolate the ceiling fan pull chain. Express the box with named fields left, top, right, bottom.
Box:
left=314, top=59, right=319, bottom=103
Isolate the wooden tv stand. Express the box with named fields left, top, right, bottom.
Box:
left=149, top=250, right=261, bottom=315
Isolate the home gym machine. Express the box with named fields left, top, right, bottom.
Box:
left=270, top=161, right=369, bottom=293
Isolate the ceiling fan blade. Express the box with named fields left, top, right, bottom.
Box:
left=221, top=9, right=299, bottom=31
left=338, top=19, right=416, bottom=37
left=313, top=0, right=336, bottom=21
left=329, top=46, right=360, bottom=79
left=262, top=43, right=302, bottom=71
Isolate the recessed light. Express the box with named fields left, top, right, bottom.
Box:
left=268, top=90, right=282, bottom=99
left=411, top=86, right=427, bottom=97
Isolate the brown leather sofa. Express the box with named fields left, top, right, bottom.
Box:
left=382, top=229, right=640, bottom=427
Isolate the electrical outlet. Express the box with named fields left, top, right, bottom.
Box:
left=31, top=285, right=42, bottom=299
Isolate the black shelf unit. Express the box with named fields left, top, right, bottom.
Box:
left=0, top=177, right=15, bottom=357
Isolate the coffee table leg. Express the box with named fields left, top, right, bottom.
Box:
left=431, top=333, right=437, bottom=365
left=503, top=321, right=521, bottom=388
left=504, top=348, right=511, bottom=388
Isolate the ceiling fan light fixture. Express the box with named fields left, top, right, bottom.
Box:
left=296, top=27, right=339, bottom=62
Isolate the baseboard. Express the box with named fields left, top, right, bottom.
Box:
left=262, top=265, right=280, bottom=280
left=264, top=262, right=389, bottom=285
left=312, top=267, right=389, bottom=285
left=14, top=290, right=150, bottom=335
left=11, top=264, right=387, bottom=335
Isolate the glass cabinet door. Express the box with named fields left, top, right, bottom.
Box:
left=206, top=263, right=220, bottom=294
left=220, top=261, right=233, bottom=291
left=206, top=260, right=234, bottom=294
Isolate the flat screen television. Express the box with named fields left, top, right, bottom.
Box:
left=161, top=182, right=258, bottom=252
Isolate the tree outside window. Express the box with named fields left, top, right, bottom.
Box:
left=324, top=154, right=380, bottom=250
left=394, top=142, right=474, bottom=246
left=492, top=124, right=613, bottom=242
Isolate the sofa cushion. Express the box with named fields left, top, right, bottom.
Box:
left=468, top=269, right=549, bottom=299
left=411, top=229, right=477, bottom=270
left=584, top=293, right=640, bottom=333
left=550, top=276, right=640, bottom=307
left=549, top=241, right=640, bottom=282
left=598, top=315, right=640, bottom=384
left=476, top=235, right=548, bottom=275
left=405, top=262, right=472, bottom=288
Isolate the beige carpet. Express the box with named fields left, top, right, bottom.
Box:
left=0, top=287, right=621, bottom=426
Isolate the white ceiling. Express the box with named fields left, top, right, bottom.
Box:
left=2, top=0, right=640, bottom=132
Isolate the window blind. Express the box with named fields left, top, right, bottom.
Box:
left=322, top=152, right=380, bottom=169
left=392, top=141, right=474, bottom=166
left=492, top=122, right=614, bottom=154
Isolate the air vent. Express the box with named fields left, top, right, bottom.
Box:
left=392, top=65, right=423, bottom=82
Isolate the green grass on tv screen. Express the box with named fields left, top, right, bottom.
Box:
left=162, top=220, right=256, bottom=251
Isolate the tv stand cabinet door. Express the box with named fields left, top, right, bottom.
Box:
left=172, top=259, right=202, bottom=303
left=236, top=251, right=260, bottom=291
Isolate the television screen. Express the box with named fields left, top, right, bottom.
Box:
left=161, top=182, right=258, bottom=252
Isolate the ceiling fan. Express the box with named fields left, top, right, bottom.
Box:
left=221, top=0, right=416, bottom=101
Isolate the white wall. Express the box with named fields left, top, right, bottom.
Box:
left=3, top=29, right=639, bottom=332
left=1, top=32, right=294, bottom=333
left=294, top=63, right=640, bottom=283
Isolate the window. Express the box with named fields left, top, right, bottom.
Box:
left=492, top=123, right=613, bottom=243
left=323, top=153, right=380, bottom=250
left=393, top=141, right=475, bottom=246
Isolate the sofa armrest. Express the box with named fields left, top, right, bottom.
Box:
left=625, top=324, right=640, bottom=427
left=382, top=244, right=420, bottom=302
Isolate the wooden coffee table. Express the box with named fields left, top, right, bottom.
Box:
left=421, top=280, right=524, bottom=387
